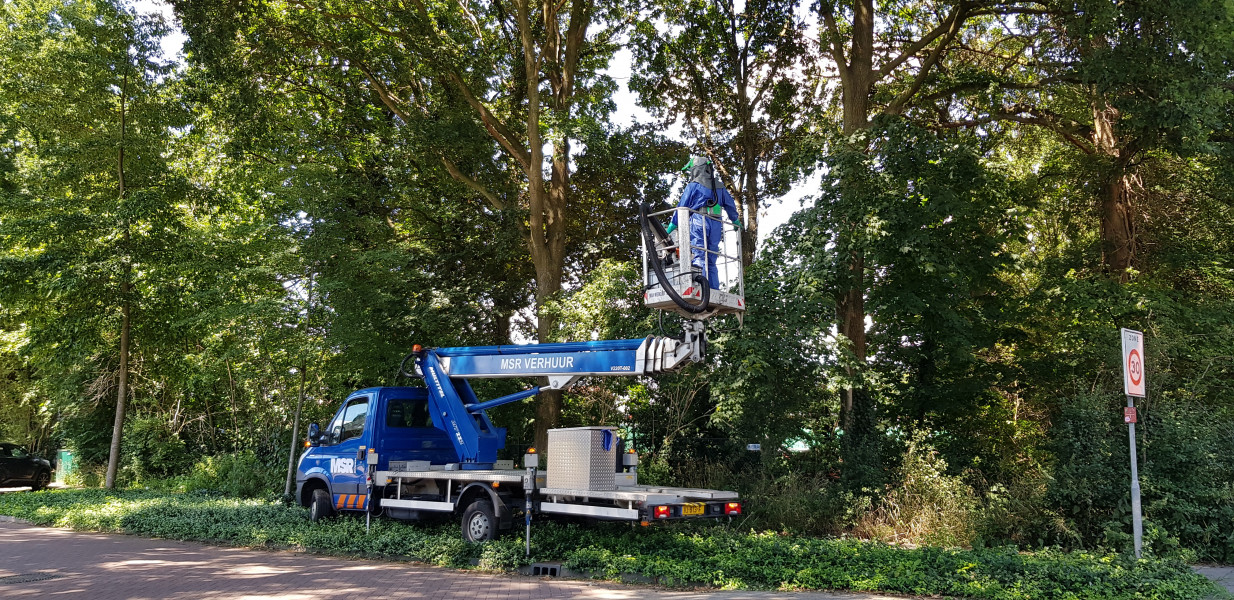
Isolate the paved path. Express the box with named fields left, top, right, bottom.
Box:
left=0, top=522, right=900, bottom=600
left=1194, top=565, right=1234, bottom=595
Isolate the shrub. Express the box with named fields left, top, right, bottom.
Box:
left=1036, top=391, right=1234, bottom=560
left=1042, top=391, right=1127, bottom=548
left=65, top=463, right=106, bottom=488
left=184, top=452, right=281, bottom=498
left=1138, top=400, right=1234, bottom=562
left=854, top=432, right=978, bottom=547
left=120, top=416, right=194, bottom=482
left=658, top=456, right=848, bottom=536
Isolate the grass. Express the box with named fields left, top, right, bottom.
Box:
left=0, top=488, right=1226, bottom=599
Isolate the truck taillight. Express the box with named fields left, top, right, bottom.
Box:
left=654, top=505, right=671, bottom=519
left=725, top=502, right=741, bottom=516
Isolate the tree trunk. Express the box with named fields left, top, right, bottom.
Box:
left=738, top=119, right=759, bottom=267
left=736, top=62, right=759, bottom=267
left=523, top=0, right=585, bottom=452
left=425, top=0, right=586, bottom=452
left=1099, top=175, right=1136, bottom=282
left=105, top=66, right=131, bottom=490
left=285, top=274, right=313, bottom=497
left=1091, top=97, right=1136, bottom=282
left=105, top=272, right=131, bottom=489
left=834, top=0, right=879, bottom=490
left=532, top=141, right=570, bottom=452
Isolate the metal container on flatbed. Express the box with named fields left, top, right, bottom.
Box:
left=545, top=426, right=618, bottom=491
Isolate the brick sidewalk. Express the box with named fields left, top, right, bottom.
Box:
left=0, top=522, right=897, bottom=600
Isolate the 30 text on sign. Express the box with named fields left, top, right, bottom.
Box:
left=1121, top=328, right=1145, bottom=398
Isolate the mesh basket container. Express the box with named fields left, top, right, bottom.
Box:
left=546, top=426, right=619, bottom=491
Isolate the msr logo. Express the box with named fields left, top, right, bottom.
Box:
left=330, top=458, right=355, bottom=474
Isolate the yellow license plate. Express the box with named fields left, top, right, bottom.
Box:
left=682, top=502, right=704, bottom=516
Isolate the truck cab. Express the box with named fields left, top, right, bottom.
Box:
left=295, top=386, right=490, bottom=516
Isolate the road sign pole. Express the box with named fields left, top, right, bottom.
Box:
left=1127, top=394, right=1143, bottom=559
left=1120, top=328, right=1146, bottom=559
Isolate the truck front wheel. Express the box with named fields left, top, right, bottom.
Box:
left=461, top=500, right=497, bottom=542
left=309, top=488, right=334, bottom=522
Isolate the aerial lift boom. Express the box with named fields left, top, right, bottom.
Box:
left=298, top=201, right=748, bottom=543
left=395, top=202, right=745, bottom=469
left=403, top=322, right=707, bottom=467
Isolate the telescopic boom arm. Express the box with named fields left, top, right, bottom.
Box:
left=404, top=322, right=706, bottom=467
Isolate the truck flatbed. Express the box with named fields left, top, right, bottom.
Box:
left=372, top=465, right=739, bottom=525
left=539, top=485, right=739, bottom=503
left=377, top=469, right=736, bottom=504
left=377, top=468, right=535, bottom=485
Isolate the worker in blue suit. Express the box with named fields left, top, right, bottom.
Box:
left=665, top=155, right=742, bottom=289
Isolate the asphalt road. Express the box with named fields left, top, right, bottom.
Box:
left=0, top=521, right=900, bottom=600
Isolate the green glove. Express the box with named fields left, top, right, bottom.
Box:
left=665, top=223, right=677, bottom=235
left=732, top=219, right=742, bottom=231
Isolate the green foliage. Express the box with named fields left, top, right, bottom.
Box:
left=629, top=0, right=815, bottom=252
left=120, top=416, right=193, bottom=482
left=2, top=0, right=1234, bottom=571
left=855, top=432, right=979, bottom=548
left=183, top=452, right=281, bottom=499
left=663, top=457, right=849, bottom=535
left=64, top=464, right=106, bottom=489
left=0, top=490, right=1222, bottom=599
left=1047, top=0, right=1234, bottom=154
left=1022, top=390, right=1234, bottom=562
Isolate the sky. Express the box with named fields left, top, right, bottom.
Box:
left=126, top=0, right=808, bottom=246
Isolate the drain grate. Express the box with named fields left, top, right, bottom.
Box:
left=530, top=562, right=560, bottom=577
left=0, top=572, right=62, bottom=584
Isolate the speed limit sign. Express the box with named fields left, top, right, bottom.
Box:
left=1121, top=328, right=1145, bottom=397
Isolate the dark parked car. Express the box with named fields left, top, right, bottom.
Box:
left=0, top=443, right=52, bottom=490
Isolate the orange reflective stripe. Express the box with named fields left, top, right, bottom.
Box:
left=331, top=493, right=369, bottom=510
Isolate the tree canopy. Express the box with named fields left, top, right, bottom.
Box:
left=2, top=0, right=1233, bottom=561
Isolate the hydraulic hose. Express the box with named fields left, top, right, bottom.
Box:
left=639, top=203, right=711, bottom=314
left=398, top=352, right=417, bottom=379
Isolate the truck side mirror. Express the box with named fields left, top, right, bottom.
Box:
left=307, top=423, right=321, bottom=447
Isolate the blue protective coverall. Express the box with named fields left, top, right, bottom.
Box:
left=666, top=158, right=741, bottom=289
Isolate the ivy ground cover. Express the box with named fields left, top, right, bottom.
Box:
left=0, top=489, right=1223, bottom=600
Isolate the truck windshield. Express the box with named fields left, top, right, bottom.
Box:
left=386, top=398, right=432, bottom=428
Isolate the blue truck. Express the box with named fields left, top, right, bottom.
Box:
left=296, top=204, right=747, bottom=542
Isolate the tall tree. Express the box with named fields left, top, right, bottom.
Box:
left=0, top=0, right=189, bottom=486
left=924, top=0, right=1234, bottom=281
left=630, top=0, right=814, bottom=265
left=811, top=0, right=1040, bottom=486
left=173, top=0, right=631, bottom=449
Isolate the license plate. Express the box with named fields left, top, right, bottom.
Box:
left=682, top=502, right=704, bottom=516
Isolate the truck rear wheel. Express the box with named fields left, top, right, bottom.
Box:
left=461, top=499, right=497, bottom=543
left=309, top=488, right=334, bottom=522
